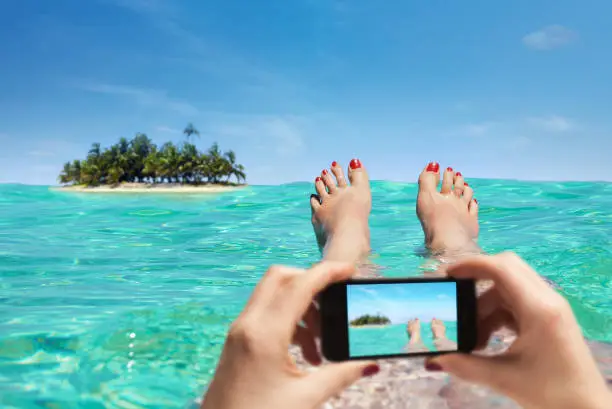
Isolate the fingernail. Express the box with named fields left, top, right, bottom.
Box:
left=446, top=167, right=453, bottom=172
left=322, top=169, right=328, bottom=175
left=464, top=182, right=469, bottom=186
left=315, top=177, right=322, bottom=182
left=349, top=159, right=362, bottom=169
left=331, top=161, right=338, bottom=167
left=362, top=364, right=380, bottom=377
left=426, top=162, right=439, bottom=172
left=456, top=172, right=462, bottom=177
left=474, top=198, right=478, bottom=204
left=425, top=362, right=442, bottom=372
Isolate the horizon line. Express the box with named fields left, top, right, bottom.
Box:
left=2, top=177, right=611, bottom=188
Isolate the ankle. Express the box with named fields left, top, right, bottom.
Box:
left=426, top=221, right=480, bottom=258
left=322, top=221, right=370, bottom=264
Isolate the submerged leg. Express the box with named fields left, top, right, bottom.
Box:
left=310, top=159, right=373, bottom=271
left=405, top=318, right=430, bottom=353
left=431, top=318, right=458, bottom=352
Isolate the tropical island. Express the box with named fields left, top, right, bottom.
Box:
left=57, top=123, right=246, bottom=193
left=349, top=314, right=391, bottom=327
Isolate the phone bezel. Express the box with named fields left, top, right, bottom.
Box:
left=320, top=277, right=477, bottom=361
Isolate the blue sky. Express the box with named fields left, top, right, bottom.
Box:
left=347, top=282, right=457, bottom=323
left=1, top=0, right=611, bottom=185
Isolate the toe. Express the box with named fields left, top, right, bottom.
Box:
left=347, top=158, right=368, bottom=186
left=453, top=172, right=465, bottom=197
left=440, top=166, right=454, bottom=194
left=463, top=183, right=474, bottom=203
left=418, top=162, right=440, bottom=193
left=310, top=194, right=321, bottom=213
left=315, top=176, right=328, bottom=197
left=330, top=161, right=348, bottom=187
left=321, top=169, right=337, bottom=193
left=469, top=198, right=479, bottom=217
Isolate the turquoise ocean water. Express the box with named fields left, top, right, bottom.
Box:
left=349, top=322, right=458, bottom=357
left=1, top=180, right=611, bottom=408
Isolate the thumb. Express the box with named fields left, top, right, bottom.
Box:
left=428, top=353, right=511, bottom=389
left=304, top=361, right=380, bottom=403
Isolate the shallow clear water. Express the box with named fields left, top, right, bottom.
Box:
left=0, top=180, right=611, bottom=408
left=349, top=322, right=458, bottom=357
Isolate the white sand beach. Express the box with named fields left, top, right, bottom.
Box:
left=52, top=183, right=246, bottom=194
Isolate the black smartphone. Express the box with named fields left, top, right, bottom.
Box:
left=320, top=277, right=477, bottom=361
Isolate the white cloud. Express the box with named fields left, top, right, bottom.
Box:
left=522, top=25, right=578, bottom=50
left=447, top=121, right=497, bottom=137
left=356, top=287, right=379, bottom=296
left=211, top=115, right=305, bottom=156
left=154, top=125, right=182, bottom=134
left=529, top=115, right=573, bottom=132
left=75, top=82, right=199, bottom=116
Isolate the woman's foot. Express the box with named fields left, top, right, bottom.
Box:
left=407, top=318, right=422, bottom=345
left=430, top=318, right=447, bottom=341
left=416, top=162, right=480, bottom=256
left=310, top=159, right=372, bottom=264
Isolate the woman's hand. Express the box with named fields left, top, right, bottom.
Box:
left=429, top=252, right=611, bottom=409
left=201, top=262, right=380, bottom=409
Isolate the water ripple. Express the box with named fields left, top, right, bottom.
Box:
left=0, top=181, right=611, bottom=407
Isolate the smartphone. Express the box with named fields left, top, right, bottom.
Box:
left=320, top=277, right=477, bottom=361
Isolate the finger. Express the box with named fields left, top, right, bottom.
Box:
left=445, top=255, right=533, bottom=307
left=493, top=252, right=549, bottom=289
left=476, top=308, right=514, bottom=350
left=302, top=302, right=321, bottom=339
left=477, top=287, right=503, bottom=321
left=302, top=361, right=380, bottom=406
left=292, top=261, right=356, bottom=320
left=245, top=265, right=303, bottom=315
left=426, top=353, right=515, bottom=395
left=292, top=325, right=321, bottom=365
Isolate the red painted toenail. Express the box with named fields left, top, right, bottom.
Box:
left=464, top=182, right=469, bottom=186
left=322, top=169, right=328, bottom=175
left=456, top=172, right=462, bottom=177
left=446, top=167, right=453, bottom=172
left=332, top=161, right=338, bottom=167
left=315, top=177, right=322, bottom=182
left=474, top=198, right=478, bottom=204
left=349, top=159, right=362, bottom=169
left=426, top=162, right=440, bottom=172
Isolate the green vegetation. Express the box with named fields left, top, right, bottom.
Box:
left=349, top=314, right=391, bottom=326
left=58, top=124, right=246, bottom=186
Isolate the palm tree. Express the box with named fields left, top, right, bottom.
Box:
left=223, top=150, right=246, bottom=183
left=71, top=160, right=82, bottom=184
left=158, top=142, right=181, bottom=183
left=57, top=133, right=246, bottom=187
left=59, top=162, right=73, bottom=184
left=88, top=143, right=101, bottom=158
left=179, top=143, right=200, bottom=183
left=232, top=164, right=246, bottom=184
left=205, top=143, right=224, bottom=184
left=183, top=123, right=200, bottom=142
left=143, top=146, right=160, bottom=183
left=130, top=133, right=154, bottom=182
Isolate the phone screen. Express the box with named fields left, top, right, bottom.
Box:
left=347, top=281, right=459, bottom=358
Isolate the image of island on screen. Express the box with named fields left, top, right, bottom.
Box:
left=347, top=281, right=458, bottom=358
